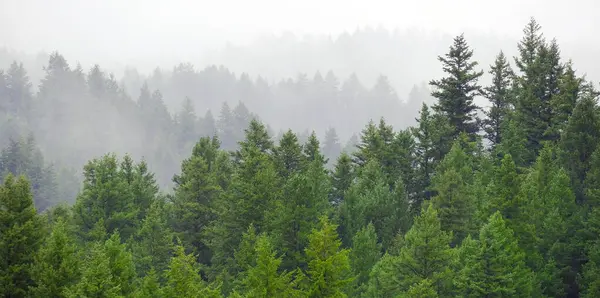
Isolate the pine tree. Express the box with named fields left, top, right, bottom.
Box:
left=559, top=92, right=600, bottom=203
left=340, top=160, right=402, bottom=249
left=132, top=268, right=163, bottom=298
left=0, top=174, right=44, bottom=296
left=207, top=120, right=279, bottom=275
left=478, top=154, right=521, bottom=224
left=72, top=154, right=137, bottom=241
left=549, top=61, right=585, bottom=139
left=429, top=34, right=484, bottom=140
left=303, top=131, right=327, bottom=166
left=349, top=223, right=381, bottom=296
left=364, top=253, right=402, bottom=297
left=431, top=141, right=476, bottom=245
left=272, top=130, right=304, bottom=179
left=402, top=279, right=439, bottom=298
left=162, top=244, right=222, bottom=298
left=104, top=232, right=137, bottom=296
left=517, top=146, right=577, bottom=296
left=412, top=103, right=453, bottom=205
left=330, top=152, right=354, bottom=206
left=236, top=234, right=302, bottom=298
left=66, top=242, right=122, bottom=298
left=396, top=204, right=454, bottom=296
left=305, top=216, right=352, bottom=298
left=267, top=159, right=331, bottom=270
left=513, top=18, right=564, bottom=161
left=30, top=219, right=80, bottom=297
left=482, top=51, right=514, bottom=148
left=458, top=212, right=534, bottom=297
left=171, top=136, right=224, bottom=263
left=133, top=199, right=174, bottom=278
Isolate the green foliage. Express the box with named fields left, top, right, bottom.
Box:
left=412, top=103, right=453, bottom=205
left=236, top=234, right=302, bottom=298
left=457, top=212, right=534, bottom=297
left=349, top=223, right=381, bottom=296
left=132, top=198, right=174, bottom=278
left=305, top=216, right=352, bottom=298
left=396, top=204, right=454, bottom=296
left=0, top=174, right=44, bottom=296
left=171, top=136, right=224, bottom=263
left=162, top=244, right=222, bottom=298
left=273, top=130, right=304, bottom=178
left=267, top=159, right=331, bottom=270
left=330, top=152, right=354, bottom=206
left=1, top=17, right=599, bottom=298
left=30, top=218, right=80, bottom=297
left=66, top=242, right=122, bottom=298
left=340, top=160, right=408, bottom=249
left=429, top=34, right=483, bottom=140
left=72, top=154, right=139, bottom=242
left=431, top=140, right=476, bottom=244
left=483, top=51, right=514, bottom=148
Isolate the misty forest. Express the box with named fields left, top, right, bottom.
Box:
left=2, top=16, right=600, bottom=298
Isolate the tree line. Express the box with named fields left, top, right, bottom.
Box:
left=2, top=18, right=600, bottom=297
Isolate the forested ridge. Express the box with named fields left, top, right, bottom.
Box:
left=2, top=18, right=600, bottom=297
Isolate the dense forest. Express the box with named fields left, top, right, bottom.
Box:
left=2, top=18, right=600, bottom=297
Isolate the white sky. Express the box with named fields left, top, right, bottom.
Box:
left=0, top=0, right=598, bottom=68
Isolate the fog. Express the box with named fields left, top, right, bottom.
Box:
left=1, top=0, right=599, bottom=199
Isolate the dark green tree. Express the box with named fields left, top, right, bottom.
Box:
left=395, top=204, right=454, bottom=296
left=30, top=219, right=80, bottom=297
left=458, top=212, right=534, bottom=297
left=429, top=34, right=484, bottom=140
left=482, top=51, right=514, bottom=148
left=349, top=223, right=381, bottom=296
left=0, top=174, right=44, bottom=297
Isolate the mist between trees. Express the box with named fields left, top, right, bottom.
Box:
left=2, top=18, right=600, bottom=297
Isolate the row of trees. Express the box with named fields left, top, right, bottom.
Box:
left=2, top=18, right=600, bottom=297
left=1, top=47, right=431, bottom=192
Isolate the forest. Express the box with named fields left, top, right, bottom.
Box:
left=2, top=18, right=600, bottom=297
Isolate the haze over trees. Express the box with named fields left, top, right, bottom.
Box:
left=1, top=16, right=600, bottom=298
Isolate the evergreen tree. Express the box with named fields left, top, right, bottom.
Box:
left=236, top=234, right=302, bottom=298
left=303, top=131, right=327, bottom=166
left=133, top=199, right=174, bottom=278
left=103, top=232, right=137, bottom=296
left=267, top=159, right=331, bottom=270
left=330, top=152, right=354, bottom=206
left=482, top=51, right=514, bottom=148
left=305, top=216, right=352, bottom=298
left=458, top=212, right=534, bottom=297
left=30, top=219, right=80, bottom=297
left=272, top=130, right=304, bottom=179
left=349, top=223, right=381, bottom=296
left=513, top=18, right=565, bottom=161
left=559, top=92, right=600, bottom=203
left=207, top=120, right=279, bottom=274
left=66, top=242, right=121, bottom=298
left=132, top=268, right=163, bottom=298
left=0, top=174, right=44, bottom=296
left=72, top=154, right=137, bottom=241
left=396, top=204, right=454, bottom=296
left=429, top=34, right=484, bottom=140
left=171, top=136, right=224, bottom=263
left=340, top=160, right=404, bottom=249
left=431, top=140, right=476, bottom=245
left=162, top=244, right=222, bottom=298
left=412, top=103, right=453, bottom=205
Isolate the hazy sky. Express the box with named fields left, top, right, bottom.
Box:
left=1, top=0, right=598, bottom=69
